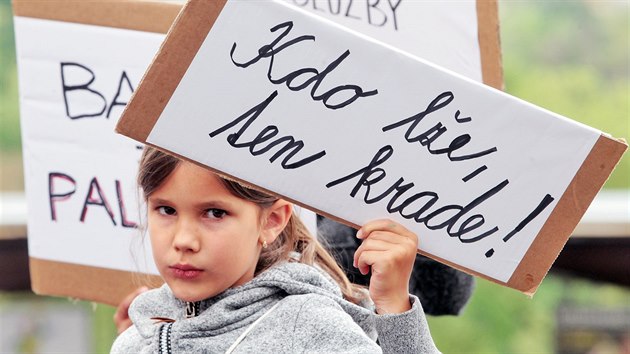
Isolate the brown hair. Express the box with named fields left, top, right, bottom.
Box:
left=138, top=147, right=366, bottom=304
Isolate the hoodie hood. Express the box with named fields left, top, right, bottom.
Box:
left=129, top=262, right=375, bottom=339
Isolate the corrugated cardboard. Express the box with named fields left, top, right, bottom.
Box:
left=116, top=0, right=627, bottom=295
left=14, top=0, right=505, bottom=305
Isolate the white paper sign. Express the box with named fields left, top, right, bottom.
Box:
left=15, top=17, right=161, bottom=274
left=144, top=1, right=600, bottom=282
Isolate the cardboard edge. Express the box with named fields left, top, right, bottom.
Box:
left=0, top=225, right=27, bottom=240
left=507, top=134, right=628, bottom=295
left=115, top=0, right=228, bottom=142
left=476, top=0, right=504, bottom=90
left=29, top=257, right=163, bottom=307
left=11, top=0, right=182, bottom=34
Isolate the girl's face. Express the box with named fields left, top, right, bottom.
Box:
left=147, top=161, right=265, bottom=302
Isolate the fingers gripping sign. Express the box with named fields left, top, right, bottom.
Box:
left=353, top=219, right=418, bottom=315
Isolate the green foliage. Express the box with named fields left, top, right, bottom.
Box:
left=428, top=274, right=630, bottom=353
left=0, top=1, right=21, bottom=152
left=428, top=278, right=557, bottom=353
left=500, top=1, right=629, bottom=189
left=92, top=304, right=118, bottom=353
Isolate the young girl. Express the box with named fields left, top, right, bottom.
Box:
left=111, top=147, right=439, bottom=353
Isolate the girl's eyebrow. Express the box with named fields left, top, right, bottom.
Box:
left=148, top=197, right=172, bottom=206
left=148, top=197, right=234, bottom=210
left=195, top=200, right=234, bottom=210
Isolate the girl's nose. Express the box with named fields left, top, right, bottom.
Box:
left=172, top=219, right=201, bottom=253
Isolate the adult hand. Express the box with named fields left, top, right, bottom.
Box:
left=113, top=286, right=148, bottom=334
left=353, top=219, right=418, bottom=315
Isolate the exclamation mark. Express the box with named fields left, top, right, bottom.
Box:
left=485, top=194, right=555, bottom=258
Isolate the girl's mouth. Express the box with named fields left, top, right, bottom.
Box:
left=169, top=264, right=203, bottom=279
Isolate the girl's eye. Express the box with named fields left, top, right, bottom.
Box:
left=157, top=206, right=176, bottom=216
left=205, top=209, right=227, bottom=219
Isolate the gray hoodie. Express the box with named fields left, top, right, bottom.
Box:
left=111, top=262, right=440, bottom=353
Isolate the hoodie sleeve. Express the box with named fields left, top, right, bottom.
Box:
left=374, top=295, right=441, bottom=354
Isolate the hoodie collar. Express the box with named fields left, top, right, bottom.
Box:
left=129, top=262, right=375, bottom=338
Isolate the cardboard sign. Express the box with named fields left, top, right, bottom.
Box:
left=13, top=0, right=503, bottom=304
left=12, top=1, right=181, bottom=305
left=117, top=0, right=626, bottom=295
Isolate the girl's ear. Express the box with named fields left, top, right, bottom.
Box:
left=261, top=199, right=293, bottom=244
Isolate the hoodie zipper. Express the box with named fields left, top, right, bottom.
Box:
left=159, top=322, right=173, bottom=354
left=158, top=301, right=200, bottom=353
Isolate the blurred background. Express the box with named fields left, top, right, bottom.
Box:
left=1, top=1, right=628, bottom=353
